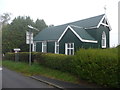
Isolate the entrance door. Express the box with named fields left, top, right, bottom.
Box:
left=65, top=43, right=74, bottom=55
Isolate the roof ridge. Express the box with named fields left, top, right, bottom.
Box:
left=51, top=14, right=105, bottom=29
left=69, top=25, right=84, bottom=29
left=64, top=14, right=105, bottom=25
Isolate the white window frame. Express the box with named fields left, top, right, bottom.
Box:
left=55, top=42, right=59, bottom=54
left=32, top=42, right=36, bottom=52
left=65, top=43, right=74, bottom=55
left=101, top=31, right=106, bottom=48
left=42, top=41, right=47, bottom=53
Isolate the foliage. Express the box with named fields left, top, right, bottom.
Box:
left=4, top=52, right=35, bottom=63
left=73, top=48, right=118, bottom=87
left=37, top=53, right=74, bottom=72
left=4, top=48, right=119, bottom=87
left=0, top=13, right=11, bottom=25
left=2, top=16, right=48, bottom=53
left=4, top=52, right=15, bottom=61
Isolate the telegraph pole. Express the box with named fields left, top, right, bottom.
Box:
left=27, top=25, right=39, bottom=66
left=29, top=30, right=32, bottom=66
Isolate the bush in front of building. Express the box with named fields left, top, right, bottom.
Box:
left=4, top=48, right=119, bottom=87
left=4, top=52, right=34, bottom=62
left=18, top=52, right=29, bottom=62
left=4, top=52, right=15, bottom=61
left=38, top=53, right=75, bottom=73
left=73, top=48, right=118, bottom=87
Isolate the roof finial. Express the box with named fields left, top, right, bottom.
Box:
left=104, top=5, right=107, bottom=14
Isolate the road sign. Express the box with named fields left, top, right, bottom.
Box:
left=14, top=48, right=21, bottom=53
left=26, top=31, right=33, bottom=44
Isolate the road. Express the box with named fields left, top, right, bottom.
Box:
left=0, top=67, right=2, bottom=90
left=2, top=68, right=57, bottom=88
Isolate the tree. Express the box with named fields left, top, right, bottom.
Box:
left=2, top=16, right=48, bottom=53
left=0, top=13, right=11, bottom=26
left=35, top=19, right=48, bottom=31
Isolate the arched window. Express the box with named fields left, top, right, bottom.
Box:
left=101, top=31, right=106, bottom=48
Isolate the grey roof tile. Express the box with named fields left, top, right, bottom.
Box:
left=34, top=14, right=104, bottom=41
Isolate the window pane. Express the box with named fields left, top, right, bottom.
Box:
left=69, top=43, right=71, bottom=48
left=69, top=49, right=71, bottom=55
left=67, top=49, right=69, bottom=55
left=43, top=46, right=46, bottom=52
left=71, top=43, right=73, bottom=48
left=56, top=46, right=59, bottom=53
left=66, top=43, right=74, bottom=55
left=71, top=49, right=73, bottom=55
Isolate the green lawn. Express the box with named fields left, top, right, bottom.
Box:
left=3, top=60, right=79, bottom=84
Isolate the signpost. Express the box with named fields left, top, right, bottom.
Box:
left=27, top=25, right=39, bottom=66
left=14, top=48, right=20, bottom=62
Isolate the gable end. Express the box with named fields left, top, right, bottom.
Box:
left=58, top=26, right=97, bottom=43
left=97, top=15, right=112, bottom=31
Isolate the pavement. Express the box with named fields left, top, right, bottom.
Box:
left=30, top=75, right=101, bottom=89
left=2, top=68, right=55, bottom=88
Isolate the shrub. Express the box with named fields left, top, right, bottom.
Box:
left=4, top=52, right=15, bottom=61
left=73, top=48, right=119, bottom=87
left=4, top=48, right=119, bottom=87
left=4, top=52, right=34, bottom=63
left=18, top=52, right=29, bottom=62
left=35, top=53, right=74, bottom=73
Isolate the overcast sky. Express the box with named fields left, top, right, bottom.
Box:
left=0, top=0, right=119, bottom=47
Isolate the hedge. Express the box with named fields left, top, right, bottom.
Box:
left=4, top=48, right=119, bottom=88
left=73, top=48, right=119, bottom=87
left=4, top=52, right=34, bottom=62
left=4, top=52, right=15, bottom=61
left=39, top=53, right=74, bottom=73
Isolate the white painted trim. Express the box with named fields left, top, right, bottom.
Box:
left=34, top=40, right=57, bottom=42
left=101, top=31, right=106, bottom=48
left=101, top=23, right=109, bottom=27
left=55, top=42, right=59, bottom=54
left=32, top=42, right=36, bottom=52
left=97, top=15, right=105, bottom=28
left=97, top=15, right=112, bottom=30
left=65, top=43, right=74, bottom=55
left=65, top=43, right=67, bottom=55
left=58, top=25, right=97, bottom=43
left=42, top=41, right=47, bottom=53
left=104, top=15, right=112, bottom=30
left=58, top=26, right=70, bottom=42
left=32, top=42, right=34, bottom=52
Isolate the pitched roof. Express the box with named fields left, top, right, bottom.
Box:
left=70, top=26, right=95, bottom=40
left=34, top=14, right=105, bottom=42
left=67, top=14, right=105, bottom=28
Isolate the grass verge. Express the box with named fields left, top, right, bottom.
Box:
left=2, top=60, right=79, bottom=84
left=0, top=60, right=2, bottom=66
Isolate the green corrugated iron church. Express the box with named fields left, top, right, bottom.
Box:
left=33, top=14, right=111, bottom=55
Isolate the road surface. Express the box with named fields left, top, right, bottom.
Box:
left=2, top=68, right=57, bottom=88
left=0, top=67, right=2, bottom=90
